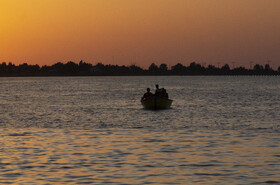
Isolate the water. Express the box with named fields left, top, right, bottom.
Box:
left=0, top=76, right=279, bottom=184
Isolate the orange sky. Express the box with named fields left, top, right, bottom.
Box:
left=1, top=0, right=280, bottom=68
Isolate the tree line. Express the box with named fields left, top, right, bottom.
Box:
left=0, top=61, right=280, bottom=76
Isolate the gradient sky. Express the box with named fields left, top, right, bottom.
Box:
left=1, top=0, right=280, bottom=68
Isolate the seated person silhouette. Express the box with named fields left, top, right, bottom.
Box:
left=162, top=88, right=169, bottom=98
left=142, top=88, right=153, bottom=100
left=155, top=84, right=161, bottom=96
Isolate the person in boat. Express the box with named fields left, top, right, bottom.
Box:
left=155, top=84, right=161, bottom=96
left=162, top=88, right=169, bottom=98
left=155, top=84, right=168, bottom=98
left=141, top=88, right=153, bottom=101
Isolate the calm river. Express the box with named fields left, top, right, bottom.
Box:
left=0, top=76, right=279, bottom=184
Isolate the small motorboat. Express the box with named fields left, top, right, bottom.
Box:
left=141, top=95, right=173, bottom=110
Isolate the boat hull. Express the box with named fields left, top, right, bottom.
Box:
left=141, top=96, right=173, bottom=110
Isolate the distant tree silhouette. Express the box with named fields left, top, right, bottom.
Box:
left=79, top=60, right=92, bottom=74
left=187, top=62, right=204, bottom=75
left=171, top=63, right=187, bottom=75
left=129, top=64, right=144, bottom=75
left=206, top=65, right=219, bottom=75
left=221, top=64, right=230, bottom=71
left=265, top=64, right=272, bottom=71
left=8, top=62, right=15, bottom=74
left=254, top=64, right=264, bottom=71
left=253, top=64, right=264, bottom=75
left=0, top=62, right=7, bottom=74
left=52, top=62, right=65, bottom=74
left=159, top=63, right=168, bottom=71
left=148, top=63, right=159, bottom=74
left=233, top=67, right=247, bottom=75
left=221, top=64, right=230, bottom=75
left=65, top=61, right=79, bottom=74
left=0, top=60, right=280, bottom=76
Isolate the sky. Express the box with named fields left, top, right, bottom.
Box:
left=1, top=0, right=280, bottom=69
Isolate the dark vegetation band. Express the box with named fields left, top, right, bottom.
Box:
left=0, top=61, right=279, bottom=76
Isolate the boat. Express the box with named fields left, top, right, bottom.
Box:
left=141, top=95, right=173, bottom=110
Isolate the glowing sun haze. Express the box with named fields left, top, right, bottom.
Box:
left=1, top=0, right=280, bottom=68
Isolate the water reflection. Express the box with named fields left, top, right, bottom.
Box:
left=0, top=128, right=279, bottom=184
left=0, top=76, right=279, bottom=184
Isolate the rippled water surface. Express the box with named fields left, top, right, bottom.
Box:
left=0, top=76, right=280, bottom=184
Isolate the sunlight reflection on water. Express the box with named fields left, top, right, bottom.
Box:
left=0, top=128, right=279, bottom=184
left=0, top=76, right=280, bottom=184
